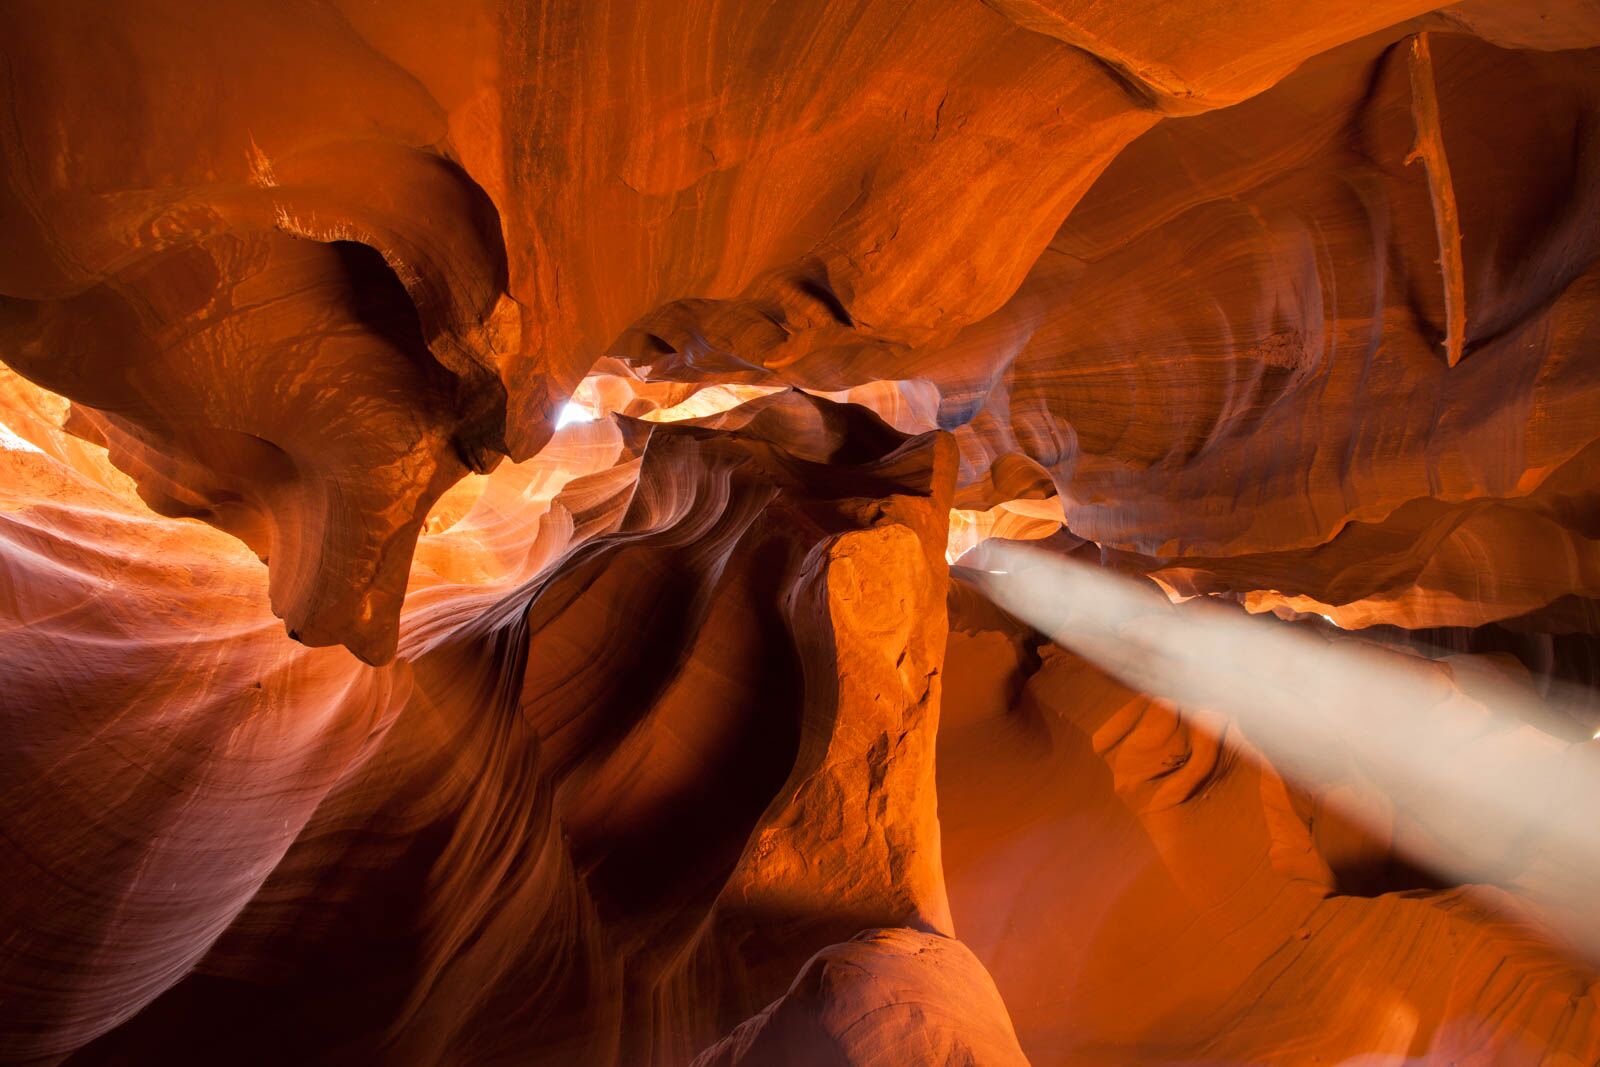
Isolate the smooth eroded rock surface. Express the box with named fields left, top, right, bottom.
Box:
left=2, top=1, right=1599, bottom=1064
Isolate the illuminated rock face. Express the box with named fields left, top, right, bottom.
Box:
left=1, top=1, right=1599, bottom=1063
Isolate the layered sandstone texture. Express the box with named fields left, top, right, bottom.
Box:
left=2, top=0, right=1599, bottom=1064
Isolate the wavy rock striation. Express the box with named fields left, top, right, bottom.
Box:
left=2, top=1, right=1600, bottom=1063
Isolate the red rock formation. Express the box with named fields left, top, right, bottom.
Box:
left=693, top=929, right=1028, bottom=1067
left=1, top=1, right=1599, bottom=1063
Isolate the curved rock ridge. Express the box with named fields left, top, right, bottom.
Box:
left=2, top=1, right=1600, bottom=1064
left=692, top=928, right=1029, bottom=1067
left=2, top=390, right=1005, bottom=1063
left=945, top=30, right=1600, bottom=608
left=10, top=2, right=1597, bottom=655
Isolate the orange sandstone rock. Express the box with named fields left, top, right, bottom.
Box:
left=1, top=2, right=1598, bottom=1063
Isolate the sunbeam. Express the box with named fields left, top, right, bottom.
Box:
left=968, top=541, right=1600, bottom=965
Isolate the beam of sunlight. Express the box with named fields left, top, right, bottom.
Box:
left=555, top=400, right=597, bottom=428
left=0, top=419, right=44, bottom=454
left=967, top=541, right=1600, bottom=963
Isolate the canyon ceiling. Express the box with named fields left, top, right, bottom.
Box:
left=3, top=0, right=1600, bottom=1063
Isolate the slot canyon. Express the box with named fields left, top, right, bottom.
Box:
left=3, top=1, right=1600, bottom=1063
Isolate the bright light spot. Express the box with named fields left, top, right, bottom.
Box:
left=1319, top=613, right=1338, bottom=626
left=1592, top=727, right=1600, bottom=741
left=0, top=420, right=43, bottom=454
left=556, top=401, right=596, bottom=428
left=641, top=384, right=787, bottom=423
